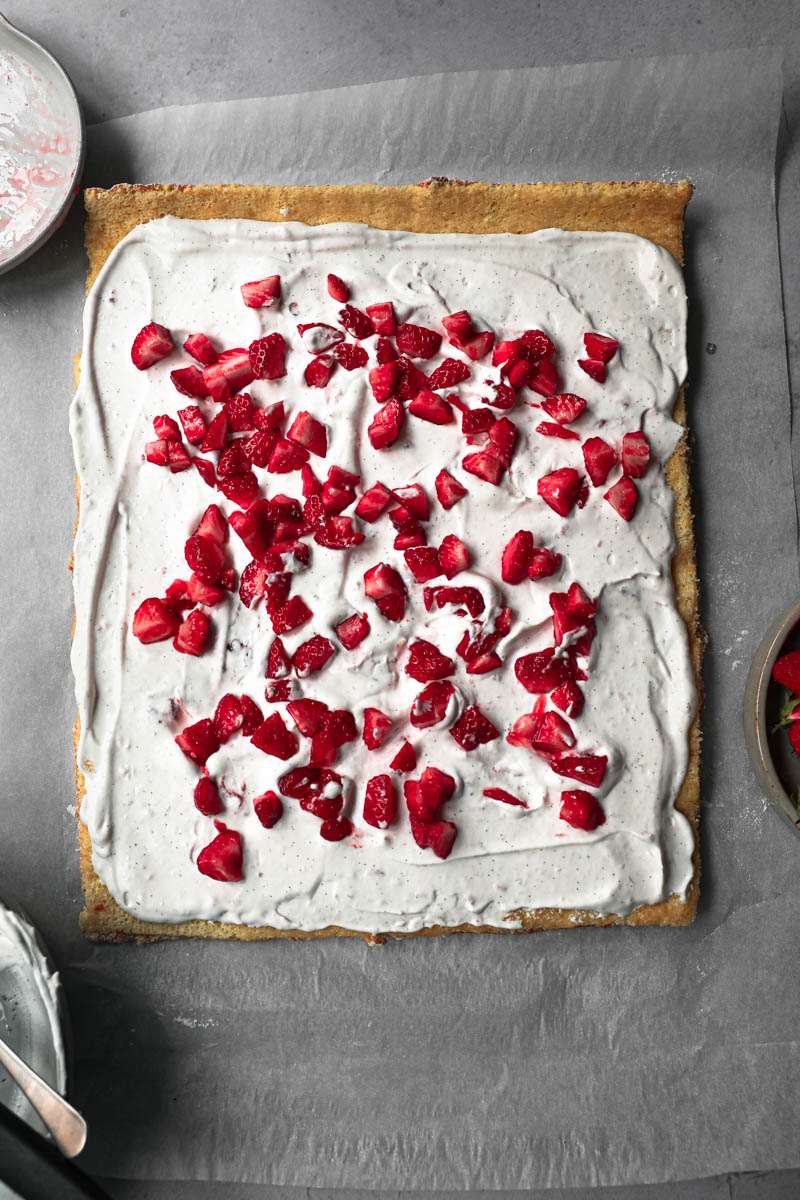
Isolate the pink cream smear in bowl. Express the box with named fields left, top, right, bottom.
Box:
left=0, top=12, right=84, bottom=274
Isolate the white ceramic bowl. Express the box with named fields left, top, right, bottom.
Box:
left=0, top=13, right=84, bottom=274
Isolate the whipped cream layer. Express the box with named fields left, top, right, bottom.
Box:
left=71, top=217, right=695, bottom=932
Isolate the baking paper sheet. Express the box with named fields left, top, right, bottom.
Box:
left=0, top=46, right=797, bottom=1189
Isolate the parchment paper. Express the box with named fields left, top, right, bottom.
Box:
left=1, top=46, right=797, bottom=1190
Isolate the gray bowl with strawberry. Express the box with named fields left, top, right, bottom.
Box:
left=745, top=602, right=800, bottom=835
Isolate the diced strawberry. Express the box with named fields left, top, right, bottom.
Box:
left=251, top=712, right=299, bottom=759
left=197, top=821, right=243, bottom=882
left=242, top=427, right=276, bottom=468
left=209, top=695, right=242, bottom=743
left=551, top=754, right=608, bottom=788
left=253, top=790, right=283, bottom=828
left=537, top=468, right=582, bottom=517
left=365, top=302, right=397, bottom=336
left=199, top=412, right=227, bottom=453
left=565, top=583, right=597, bottom=619
left=165, top=441, right=190, bottom=472
left=462, top=450, right=503, bottom=485
left=506, top=705, right=545, bottom=749
left=285, top=702, right=329, bottom=743
left=268, top=437, right=309, bottom=473
left=395, top=356, right=429, bottom=400
left=581, top=436, right=616, bottom=487
left=164, top=578, right=190, bottom=605
left=449, top=705, right=500, bottom=751
left=376, top=337, right=398, bottom=363
left=301, top=464, right=322, bottom=499
left=530, top=358, right=558, bottom=397
left=145, top=440, right=170, bottom=466
left=604, top=475, right=638, bottom=520
left=484, top=382, right=516, bottom=411
left=484, top=787, right=526, bottom=807
left=492, top=339, right=524, bottom=369
left=410, top=817, right=457, bottom=859
left=536, top=421, right=580, bottom=441
left=427, top=358, right=471, bottom=390
left=622, top=431, right=650, bottom=478
left=175, top=718, right=219, bottom=766
left=402, top=546, right=442, bottom=583
left=406, top=640, right=455, bottom=682
left=321, top=480, right=356, bottom=515
left=773, top=650, right=800, bottom=693
left=419, top=766, right=457, bottom=811
left=338, top=304, right=375, bottom=339
left=541, top=393, right=586, bottom=424
left=352, top=484, right=390, bottom=529
left=223, top=393, right=256, bottom=432
left=326, top=464, right=359, bottom=489
left=266, top=574, right=291, bottom=616
left=170, top=365, right=209, bottom=399
left=174, top=609, right=210, bottom=655
left=184, top=332, right=218, bottom=366
left=368, top=399, right=405, bottom=450
left=366, top=363, right=398, bottom=403
left=363, top=563, right=405, bottom=602
left=442, top=311, right=473, bottom=342
left=390, top=741, right=416, bottom=772
left=217, top=439, right=251, bottom=479
left=327, top=273, right=350, bottom=302
left=132, top=597, right=181, bottom=643
left=488, top=418, right=518, bottom=467
left=410, top=680, right=455, bottom=728
left=286, top=412, right=327, bottom=459
left=319, top=816, right=352, bottom=841
left=230, top=696, right=259, bottom=738
left=466, top=651, right=502, bottom=675
left=308, top=728, right=336, bottom=765
left=501, top=530, right=533, bottom=584
left=236, top=560, right=266, bottom=608
left=435, top=469, right=467, bottom=510
left=241, top=276, right=281, bottom=308
left=549, top=592, right=586, bottom=646
left=271, top=595, right=313, bottom=634
left=278, top=766, right=342, bottom=801
left=313, top=515, right=365, bottom=550
left=462, top=407, right=496, bottom=434
left=211, top=348, right=256, bottom=394
left=293, top=635, right=335, bottom=677
left=362, top=708, right=392, bottom=751
left=560, top=789, right=606, bottom=830
left=409, top=389, right=454, bottom=424
left=131, top=322, right=173, bottom=370
left=506, top=358, right=537, bottom=389
left=192, top=503, right=227, bottom=545
left=361, top=775, right=396, bottom=829
left=261, top=637, right=289, bottom=682
left=184, top=535, right=225, bottom=585
left=429, top=585, right=485, bottom=617
left=248, top=332, right=287, bottom=381
left=194, top=777, right=222, bottom=816
left=297, top=322, right=344, bottom=354
left=304, top=354, right=337, bottom=388
left=333, top=342, right=368, bottom=371
left=551, top=680, right=585, bottom=718
left=578, top=358, right=606, bottom=383
left=396, top=322, right=441, bottom=359
left=325, top=709, right=358, bottom=749
left=583, top=332, right=618, bottom=364
left=438, top=534, right=469, bottom=579
left=253, top=401, right=285, bottom=433
left=515, top=648, right=573, bottom=694
left=267, top=678, right=294, bottom=702
left=530, top=710, right=575, bottom=754
left=217, top=471, right=260, bottom=508
left=176, top=406, right=206, bottom=445
left=391, top=484, right=428, bottom=520
left=335, top=611, right=370, bottom=650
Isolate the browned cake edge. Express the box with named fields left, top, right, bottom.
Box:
left=73, top=179, right=702, bottom=943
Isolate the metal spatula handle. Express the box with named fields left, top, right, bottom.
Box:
left=0, top=1034, right=86, bottom=1157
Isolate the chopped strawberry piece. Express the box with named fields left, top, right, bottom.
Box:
left=506, top=358, right=537, bottom=389
left=285, top=411, right=327, bottom=459
left=301, top=464, right=323, bottom=498
left=410, top=817, right=457, bottom=859
left=210, top=696, right=244, bottom=745
left=184, top=332, right=218, bottom=365
left=541, top=393, right=586, bottom=424
left=376, top=336, right=398, bottom=363
left=392, top=484, right=428, bottom=520
left=217, top=471, right=260, bottom=508
left=435, top=469, right=467, bottom=510
left=132, top=597, right=181, bottom=643
left=304, top=354, right=336, bottom=388
left=262, top=636, right=290, bottom=680
left=365, top=302, right=397, bottom=336
left=410, top=680, right=455, bottom=728
left=197, top=821, right=243, bottom=882
left=293, top=635, right=335, bottom=677
left=175, top=718, right=219, bottom=766
left=466, top=651, right=502, bottom=675
left=210, top=347, right=256, bottom=394
left=325, top=709, right=357, bottom=749
left=501, top=530, right=534, bottom=584
left=268, top=437, right=309, bottom=473
left=254, top=790, right=283, bottom=828
left=327, top=464, right=359, bottom=489
left=243, top=428, right=277, bottom=468
left=462, top=407, right=496, bottom=434
left=536, top=421, right=580, bottom=441
left=492, top=339, right=524, bottom=369
left=266, top=679, right=291, bottom=703
left=231, top=696, right=260, bottom=737
left=195, top=501, right=228, bottom=543
left=184, top=534, right=225, bottom=585
left=224, top=393, right=256, bottom=432
left=363, top=563, right=405, bottom=603
left=313, top=515, right=365, bottom=549
left=583, top=332, right=618, bottom=363
left=551, top=680, right=585, bottom=718
left=449, top=705, right=500, bottom=750
left=409, top=388, right=454, bottom=424
left=442, top=311, right=473, bottom=342
left=395, top=356, right=428, bottom=400
left=131, top=322, right=173, bottom=370
left=177, top=406, right=207, bottom=445
left=484, top=381, right=516, bottom=410
left=622, top=431, right=650, bottom=478
left=537, top=467, right=582, bottom=517
left=241, top=275, right=281, bottom=308
left=363, top=775, right=397, bottom=828
left=164, top=578, right=189, bottom=605
left=174, top=608, right=210, bottom=655
left=297, top=792, right=343, bottom=820
left=488, top=417, right=518, bottom=467
left=237, top=560, right=267, bottom=609
left=427, top=358, right=471, bottom=390
left=530, top=358, right=558, bottom=397
left=578, top=358, right=606, bottom=383
left=390, top=740, right=416, bottom=772
left=319, top=816, right=352, bottom=842
left=484, top=787, right=526, bottom=808
left=551, top=754, right=608, bottom=788
left=335, top=611, right=370, bottom=650
left=604, top=475, right=638, bottom=520
left=566, top=582, right=597, bottom=619
left=368, top=399, right=405, bottom=450
left=530, top=710, right=575, bottom=754
left=456, top=329, right=495, bottom=361
left=403, top=546, right=442, bottom=583
left=333, top=342, right=368, bottom=370
left=217, top=439, right=251, bottom=479
left=254, top=400, right=285, bottom=432
left=506, top=707, right=545, bottom=749
left=170, top=365, right=209, bottom=399
left=515, top=648, right=573, bottom=694
left=462, top=450, right=503, bottom=485
left=582, top=436, right=617, bottom=487
left=194, top=777, right=223, bottom=816
left=153, top=415, right=180, bottom=441
left=327, top=273, right=350, bottom=302
left=773, top=650, right=800, bottom=692
left=278, top=766, right=342, bottom=801
left=418, top=766, right=457, bottom=812
left=354, top=483, right=391, bottom=528
left=362, top=708, right=392, bottom=751
left=145, top=440, right=170, bottom=467
left=322, top=480, right=356, bottom=515
left=338, top=303, right=375, bottom=339
left=251, top=712, right=299, bottom=760
left=309, top=728, right=337, bottom=765
left=429, top=585, right=485, bottom=617
left=192, top=456, right=216, bottom=487
left=298, top=322, right=344, bottom=354
left=200, top=412, right=228, bottom=452
left=406, top=640, right=455, bottom=682
left=286, top=699, right=328, bottom=739
left=271, top=595, right=313, bottom=634
left=560, top=789, right=606, bottom=830
left=368, top=363, right=399, bottom=402
left=266, top=573, right=291, bottom=615
left=438, top=534, right=469, bottom=579
left=166, top=442, right=191, bottom=472
left=248, top=332, right=287, bottom=381
left=549, top=591, right=586, bottom=646
left=396, top=322, right=442, bottom=359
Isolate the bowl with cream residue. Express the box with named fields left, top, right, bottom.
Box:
left=0, top=13, right=84, bottom=274
left=744, top=600, right=800, bottom=838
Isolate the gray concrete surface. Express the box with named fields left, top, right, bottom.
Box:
left=2, top=0, right=800, bottom=1196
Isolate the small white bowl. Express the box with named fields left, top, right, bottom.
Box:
left=0, top=12, right=84, bottom=274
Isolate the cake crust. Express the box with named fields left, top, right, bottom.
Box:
left=74, top=179, right=701, bottom=942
